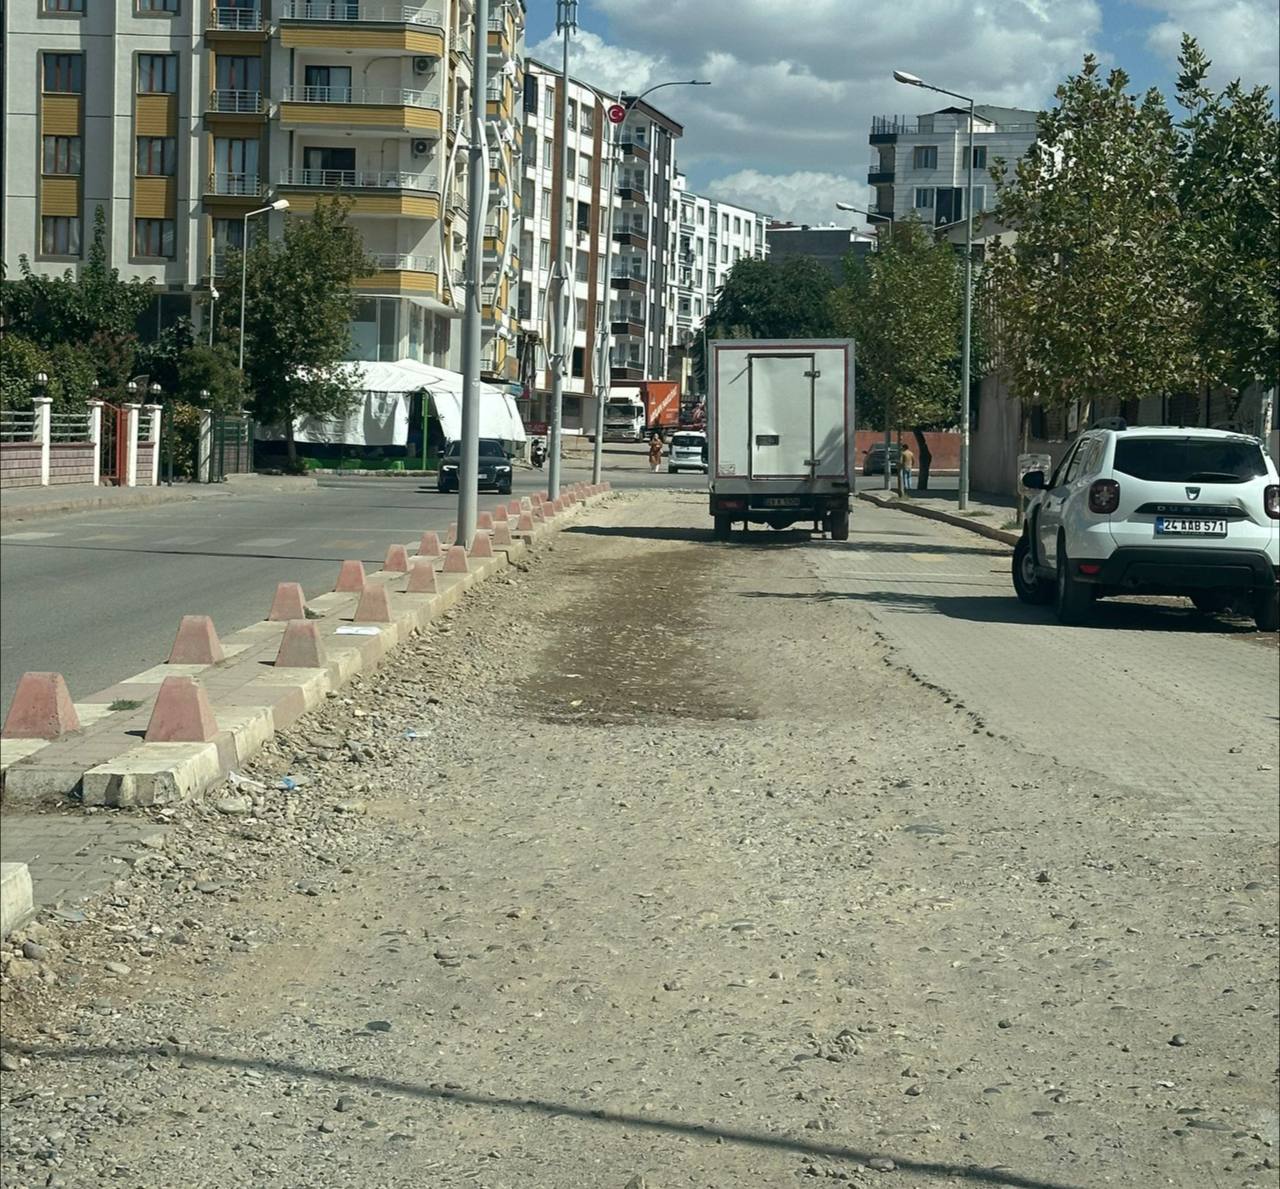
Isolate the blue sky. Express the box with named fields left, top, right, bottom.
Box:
left=514, top=0, right=1278, bottom=224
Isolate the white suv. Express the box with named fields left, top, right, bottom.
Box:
left=1013, top=424, right=1280, bottom=629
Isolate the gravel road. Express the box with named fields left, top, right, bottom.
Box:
left=1, top=490, right=1276, bottom=1189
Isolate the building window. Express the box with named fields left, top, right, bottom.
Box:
left=138, top=0, right=179, bottom=11
left=912, top=145, right=938, bottom=169
left=137, top=54, right=177, bottom=94
left=964, top=145, right=988, bottom=170
left=42, top=53, right=84, bottom=93
left=914, top=187, right=935, bottom=208
left=696, top=207, right=705, bottom=225
left=43, top=0, right=84, bottom=12
left=567, top=99, right=577, bottom=130
left=540, top=187, right=551, bottom=225
left=968, top=185, right=987, bottom=213
left=213, top=216, right=244, bottom=252
left=523, top=73, right=538, bottom=115
left=42, top=135, right=82, bottom=175
left=733, top=216, right=741, bottom=234
left=720, top=242, right=728, bottom=263
left=538, top=239, right=549, bottom=269
left=571, top=347, right=584, bottom=378
left=136, top=136, right=176, bottom=176
left=217, top=55, right=261, bottom=93
left=41, top=216, right=81, bottom=256
left=542, top=138, right=554, bottom=169
left=134, top=217, right=176, bottom=258
left=580, top=106, right=594, bottom=135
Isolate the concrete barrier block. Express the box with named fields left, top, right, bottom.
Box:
left=492, top=504, right=509, bottom=522
left=417, top=530, right=442, bottom=557
left=268, top=582, right=307, bottom=622
left=251, top=667, right=330, bottom=716
left=334, top=560, right=366, bottom=593
left=443, top=545, right=470, bottom=574
left=1, top=863, right=35, bottom=938
left=493, top=521, right=513, bottom=547
left=478, top=511, right=494, bottom=531
left=2, top=672, right=81, bottom=740
left=83, top=741, right=222, bottom=807
left=406, top=559, right=438, bottom=593
left=531, top=492, right=544, bottom=507
left=353, top=583, right=394, bottom=624
left=446, top=522, right=457, bottom=544
left=166, top=615, right=225, bottom=665
left=471, top=532, right=494, bottom=559
left=275, top=620, right=326, bottom=668
left=384, top=543, right=411, bottom=572
left=145, top=676, right=219, bottom=743
left=516, top=511, right=536, bottom=534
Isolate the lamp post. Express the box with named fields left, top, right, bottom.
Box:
left=238, top=198, right=290, bottom=372
left=590, top=78, right=710, bottom=487
left=894, top=68, right=975, bottom=511
left=33, top=370, right=49, bottom=400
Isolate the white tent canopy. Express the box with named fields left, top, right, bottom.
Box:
left=285, top=359, right=526, bottom=446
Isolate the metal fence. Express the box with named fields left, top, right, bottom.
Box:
left=49, top=411, right=91, bottom=443
left=0, top=409, right=37, bottom=443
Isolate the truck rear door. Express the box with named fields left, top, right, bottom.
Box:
left=748, top=353, right=815, bottom=479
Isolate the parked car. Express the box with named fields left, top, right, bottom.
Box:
left=436, top=438, right=514, bottom=494
left=863, top=443, right=903, bottom=476
left=1013, top=424, right=1279, bottom=629
left=668, top=431, right=708, bottom=474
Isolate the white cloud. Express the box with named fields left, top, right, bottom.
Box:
left=703, top=170, right=869, bottom=227
left=533, top=2, right=1104, bottom=220
left=1138, top=1, right=1280, bottom=88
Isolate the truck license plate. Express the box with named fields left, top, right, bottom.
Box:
left=1155, top=517, right=1227, bottom=536
left=763, top=498, right=800, bottom=507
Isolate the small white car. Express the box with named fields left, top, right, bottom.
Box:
left=667, top=431, right=708, bottom=474
left=1014, top=423, right=1279, bottom=629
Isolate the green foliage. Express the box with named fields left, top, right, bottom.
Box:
left=221, top=198, right=372, bottom=455
left=175, top=344, right=246, bottom=413
left=164, top=401, right=204, bottom=479
left=0, top=336, right=51, bottom=409
left=1173, top=35, right=1280, bottom=399
left=831, top=219, right=963, bottom=432
left=988, top=56, right=1196, bottom=409
left=693, top=256, right=837, bottom=392
left=0, top=334, right=101, bottom=410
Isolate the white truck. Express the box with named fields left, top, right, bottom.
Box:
left=707, top=339, right=855, bottom=540
left=603, top=392, right=646, bottom=441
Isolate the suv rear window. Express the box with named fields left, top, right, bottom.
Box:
left=1113, top=437, right=1267, bottom=484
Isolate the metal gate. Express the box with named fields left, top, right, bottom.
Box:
left=99, top=402, right=127, bottom=485
left=209, top=414, right=253, bottom=482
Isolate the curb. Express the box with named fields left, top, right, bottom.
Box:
left=858, top=491, right=1019, bottom=547
left=1, top=862, right=34, bottom=938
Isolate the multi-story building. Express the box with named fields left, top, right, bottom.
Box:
left=765, top=221, right=875, bottom=279
left=2, top=0, right=525, bottom=373
left=867, top=104, right=1038, bottom=225
left=668, top=173, right=769, bottom=392
left=518, top=58, right=682, bottom=430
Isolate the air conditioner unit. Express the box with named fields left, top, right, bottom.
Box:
left=412, top=56, right=434, bottom=75
left=411, top=138, right=431, bottom=158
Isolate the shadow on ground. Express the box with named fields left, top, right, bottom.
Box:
left=0, top=1041, right=1083, bottom=1189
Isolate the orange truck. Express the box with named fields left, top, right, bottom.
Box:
left=603, top=381, right=682, bottom=441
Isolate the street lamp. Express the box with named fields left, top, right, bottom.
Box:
left=33, top=371, right=49, bottom=397
left=835, top=201, right=892, bottom=223
left=590, top=78, right=711, bottom=486
left=894, top=67, right=975, bottom=509
left=238, top=198, right=290, bottom=372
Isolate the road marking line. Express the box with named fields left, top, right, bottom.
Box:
left=0, top=531, right=59, bottom=541
left=238, top=536, right=296, bottom=548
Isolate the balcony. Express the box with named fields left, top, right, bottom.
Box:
left=356, top=252, right=439, bottom=296
left=278, top=168, right=440, bottom=216
left=207, top=89, right=266, bottom=115
left=616, top=180, right=647, bottom=203
left=207, top=5, right=265, bottom=31
left=610, top=359, right=644, bottom=381
left=611, top=319, right=644, bottom=338
left=207, top=172, right=263, bottom=197
left=620, top=139, right=650, bottom=162
left=278, top=85, right=442, bottom=135
left=867, top=169, right=894, bottom=185
left=281, top=0, right=442, bottom=23
left=613, top=226, right=648, bottom=249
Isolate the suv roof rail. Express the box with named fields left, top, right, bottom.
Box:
left=1092, top=416, right=1127, bottom=431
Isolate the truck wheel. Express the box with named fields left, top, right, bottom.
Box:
left=713, top=516, right=731, bottom=541
left=831, top=509, right=850, bottom=541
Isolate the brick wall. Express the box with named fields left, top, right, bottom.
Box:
left=49, top=443, right=95, bottom=487
left=853, top=430, right=961, bottom=470
left=136, top=450, right=155, bottom=486
left=0, top=444, right=43, bottom=488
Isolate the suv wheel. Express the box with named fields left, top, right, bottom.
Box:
left=1012, top=535, right=1052, bottom=605
left=1054, top=537, right=1094, bottom=625
left=1252, top=589, right=1280, bottom=633
left=1190, top=591, right=1231, bottom=616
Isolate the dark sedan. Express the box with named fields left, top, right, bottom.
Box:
left=437, top=438, right=514, bottom=494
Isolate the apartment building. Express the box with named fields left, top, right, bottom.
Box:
left=867, top=104, right=1038, bottom=225
left=2, top=0, right=525, bottom=376
left=518, top=58, right=682, bottom=430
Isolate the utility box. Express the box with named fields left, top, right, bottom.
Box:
left=707, top=339, right=855, bottom=540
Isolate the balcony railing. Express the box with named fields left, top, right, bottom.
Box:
left=483, top=221, right=502, bottom=237
left=486, top=15, right=503, bottom=29
left=281, top=0, right=443, bottom=23
left=369, top=252, right=437, bottom=272
left=209, top=6, right=264, bottom=29
left=279, top=168, right=435, bottom=190
left=208, top=172, right=263, bottom=196
left=281, top=84, right=440, bottom=107
left=871, top=113, right=1039, bottom=135
left=485, top=79, right=506, bottom=100
left=610, top=265, right=647, bottom=281
left=209, top=89, right=265, bottom=113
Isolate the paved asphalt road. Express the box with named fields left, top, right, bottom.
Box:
left=0, top=448, right=694, bottom=710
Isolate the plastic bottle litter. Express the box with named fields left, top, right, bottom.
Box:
left=276, top=777, right=298, bottom=791
left=227, top=771, right=267, bottom=791
left=404, top=728, right=430, bottom=741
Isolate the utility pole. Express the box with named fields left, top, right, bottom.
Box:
left=455, top=0, right=489, bottom=545
left=591, top=93, right=623, bottom=487
left=547, top=0, right=576, bottom=501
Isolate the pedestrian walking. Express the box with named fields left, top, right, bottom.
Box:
left=901, top=444, right=915, bottom=491
left=648, top=433, right=663, bottom=473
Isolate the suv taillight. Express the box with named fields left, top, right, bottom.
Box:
left=1266, top=484, right=1280, bottom=519
left=1088, top=478, right=1120, bottom=514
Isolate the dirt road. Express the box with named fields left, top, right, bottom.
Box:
left=2, top=491, right=1276, bottom=1188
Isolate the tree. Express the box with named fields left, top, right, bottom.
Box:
left=831, top=218, right=964, bottom=490
left=987, top=56, right=1197, bottom=412
left=176, top=343, right=245, bottom=413
left=1173, top=35, right=1279, bottom=410
left=224, top=198, right=373, bottom=460
left=692, top=256, right=837, bottom=394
